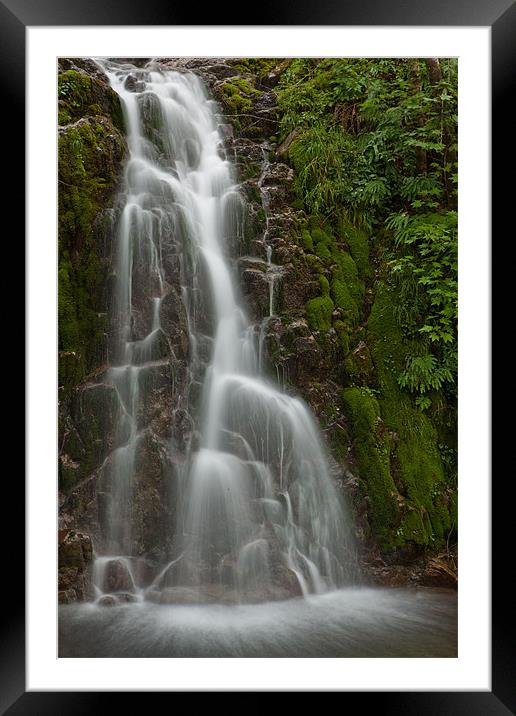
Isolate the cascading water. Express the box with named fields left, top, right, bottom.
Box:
left=93, top=59, right=357, bottom=605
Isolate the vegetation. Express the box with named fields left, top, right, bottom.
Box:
left=275, top=58, right=458, bottom=550
left=277, top=58, right=458, bottom=411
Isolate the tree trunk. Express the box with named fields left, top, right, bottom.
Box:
left=425, top=58, right=442, bottom=85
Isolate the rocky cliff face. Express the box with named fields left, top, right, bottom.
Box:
left=57, top=57, right=457, bottom=599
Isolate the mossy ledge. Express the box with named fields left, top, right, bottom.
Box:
left=364, top=282, right=454, bottom=551
left=58, top=61, right=127, bottom=393
left=58, top=59, right=127, bottom=495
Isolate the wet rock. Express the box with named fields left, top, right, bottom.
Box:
left=131, top=432, right=176, bottom=559
left=58, top=566, right=80, bottom=591
left=159, top=289, right=189, bottom=360
left=70, top=382, right=121, bottom=464
left=58, top=530, right=94, bottom=601
left=144, top=589, right=162, bottom=604
left=97, top=595, right=118, bottom=607
left=231, top=137, right=264, bottom=166
left=241, top=268, right=270, bottom=319
left=260, top=162, right=294, bottom=187
left=218, top=122, right=234, bottom=140
left=58, top=590, right=77, bottom=604
left=116, top=592, right=140, bottom=603
left=421, top=557, right=458, bottom=589
left=124, top=74, right=145, bottom=93
left=158, top=587, right=203, bottom=604
left=102, top=559, right=135, bottom=592
left=127, top=556, right=160, bottom=588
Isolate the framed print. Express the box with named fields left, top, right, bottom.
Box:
left=9, top=0, right=511, bottom=710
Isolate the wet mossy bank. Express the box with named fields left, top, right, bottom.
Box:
left=57, top=57, right=457, bottom=590
left=58, top=58, right=127, bottom=496
left=58, top=59, right=127, bottom=391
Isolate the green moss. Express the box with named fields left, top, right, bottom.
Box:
left=319, top=274, right=330, bottom=296
left=58, top=103, right=72, bottom=125
left=58, top=68, right=125, bottom=133
left=311, top=226, right=331, bottom=245
left=306, top=295, right=334, bottom=332
left=301, top=229, right=313, bottom=252
left=334, top=321, right=350, bottom=355
left=400, top=509, right=427, bottom=545
left=240, top=157, right=261, bottom=180
left=256, top=207, right=266, bottom=224
left=58, top=69, right=93, bottom=112
left=300, top=216, right=365, bottom=340
left=231, top=58, right=278, bottom=78
left=342, top=387, right=400, bottom=548
left=58, top=117, right=125, bottom=384
left=304, top=253, right=323, bottom=269
left=331, top=278, right=360, bottom=324
left=314, top=240, right=332, bottom=262
left=246, top=184, right=262, bottom=205
left=220, top=77, right=261, bottom=126
left=332, top=250, right=364, bottom=302
left=367, top=282, right=450, bottom=548
left=341, top=220, right=372, bottom=280
left=343, top=342, right=375, bottom=386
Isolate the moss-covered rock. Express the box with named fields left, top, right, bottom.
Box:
left=340, top=219, right=372, bottom=281
left=218, top=77, right=261, bottom=132
left=58, top=66, right=125, bottom=132
left=58, top=115, right=126, bottom=383
left=306, top=295, right=334, bottom=333
left=58, top=61, right=127, bottom=503
left=342, top=387, right=400, bottom=548
left=366, top=282, right=451, bottom=549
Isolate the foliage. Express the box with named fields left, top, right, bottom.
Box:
left=288, top=124, right=366, bottom=217
left=387, top=210, right=458, bottom=403
left=277, top=57, right=458, bottom=224
left=277, top=57, right=458, bottom=410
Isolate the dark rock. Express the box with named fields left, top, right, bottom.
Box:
left=127, top=556, right=160, bottom=588
left=159, top=289, right=189, bottom=360
left=259, top=162, right=294, bottom=187
left=71, top=382, right=122, bottom=464
left=116, top=592, right=140, bottom=603
left=97, top=595, right=118, bottom=607
left=58, top=530, right=94, bottom=601
left=58, top=566, right=80, bottom=591
left=218, top=123, right=234, bottom=140
left=240, top=268, right=270, bottom=319
left=421, top=557, right=458, bottom=589
left=124, top=74, right=145, bottom=93
left=101, top=559, right=135, bottom=592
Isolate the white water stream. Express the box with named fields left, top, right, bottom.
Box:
left=92, top=60, right=355, bottom=605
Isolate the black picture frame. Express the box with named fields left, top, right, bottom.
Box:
left=9, top=0, right=511, bottom=711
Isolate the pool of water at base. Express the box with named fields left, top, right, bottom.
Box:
left=58, top=586, right=457, bottom=657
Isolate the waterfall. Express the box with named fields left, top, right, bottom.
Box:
left=93, top=60, right=356, bottom=605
